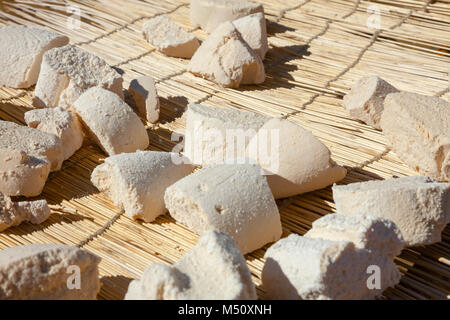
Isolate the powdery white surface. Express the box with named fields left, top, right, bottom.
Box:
left=142, top=16, right=199, bottom=58
left=232, top=12, right=268, bottom=60
left=262, top=235, right=401, bottom=299
left=125, top=230, right=257, bottom=300
left=380, top=92, right=450, bottom=181
left=247, top=118, right=347, bottom=199
left=188, top=21, right=265, bottom=88
left=0, top=120, right=63, bottom=172
left=190, top=0, right=264, bottom=32
left=91, top=151, right=194, bottom=222
left=73, top=87, right=149, bottom=156
left=184, top=103, right=269, bottom=165
left=128, top=76, right=160, bottom=123
left=0, top=25, right=69, bottom=88
left=0, top=147, right=50, bottom=197
left=0, top=193, right=51, bottom=232
left=343, top=75, right=398, bottom=129
left=305, top=213, right=405, bottom=258
left=25, top=107, right=84, bottom=161
left=164, top=163, right=282, bottom=254
left=0, top=244, right=101, bottom=299
left=33, top=45, right=123, bottom=109
left=333, top=176, right=450, bottom=246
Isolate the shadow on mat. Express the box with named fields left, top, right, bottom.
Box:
left=2, top=210, right=94, bottom=236
left=237, top=44, right=311, bottom=92
left=340, top=166, right=385, bottom=184
left=266, top=20, right=296, bottom=36
left=0, top=101, right=33, bottom=123
left=40, top=145, right=103, bottom=201
left=159, top=96, right=189, bottom=125
left=257, top=257, right=299, bottom=299
left=99, top=275, right=134, bottom=300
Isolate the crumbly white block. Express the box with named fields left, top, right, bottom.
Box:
left=0, top=193, right=15, bottom=231
left=232, top=12, right=268, bottom=60
left=73, top=87, right=149, bottom=156
left=142, top=16, right=200, bottom=58
left=0, top=25, right=69, bottom=88
left=333, top=176, right=450, bottom=246
left=248, top=118, right=347, bottom=199
left=91, top=151, right=195, bottom=222
left=184, top=103, right=269, bottom=165
left=0, top=120, right=63, bottom=172
left=25, top=108, right=84, bottom=160
left=262, top=235, right=401, bottom=300
left=14, top=200, right=51, bottom=224
left=126, top=264, right=187, bottom=300
left=0, top=244, right=101, bottom=299
left=125, top=230, right=257, bottom=300
left=190, top=0, right=264, bottom=33
left=33, top=45, right=123, bottom=109
left=188, top=21, right=265, bottom=88
left=305, top=214, right=404, bottom=258
left=0, top=193, right=51, bottom=231
left=0, top=148, right=50, bottom=197
left=128, top=76, right=160, bottom=123
left=343, top=76, right=398, bottom=129
left=380, top=93, right=450, bottom=181
left=164, top=164, right=282, bottom=254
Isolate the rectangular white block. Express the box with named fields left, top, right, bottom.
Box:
left=164, top=164, right=282, bottom=254
left=128, top=76, right=160, bottom=123
left=33, top=45, right=123, bottom=109
left=0, top=244, right=101, bottom=299
left=188, top=21, right=265, bottom=88
left=232, top=12, right=268, bottom=60
left=0, top=147, right=50, bottom=197
left=248, top=118, right=347, bottom=198
left=91, top=151, right=194, bottom=222
left=343, top=75, right=398, bottom=129
left=262, top=235, right=401, bottom=299
left=380, top=92, right=450, bottom=181
left=142, top=16, right=200, bottom=58
left=190, top=0, right=264, bottom=33
left=73, top=87, right=149, bottom=156
left=184, top=103, right=268, bottom=166
left=305, top=213, right=404, bottom=258
left=0, top=25, right=69, bottom=88
left=332, top=176, right=450, bottom=246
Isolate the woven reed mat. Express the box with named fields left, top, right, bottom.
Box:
left=0, top=0, right=449, bottom=300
